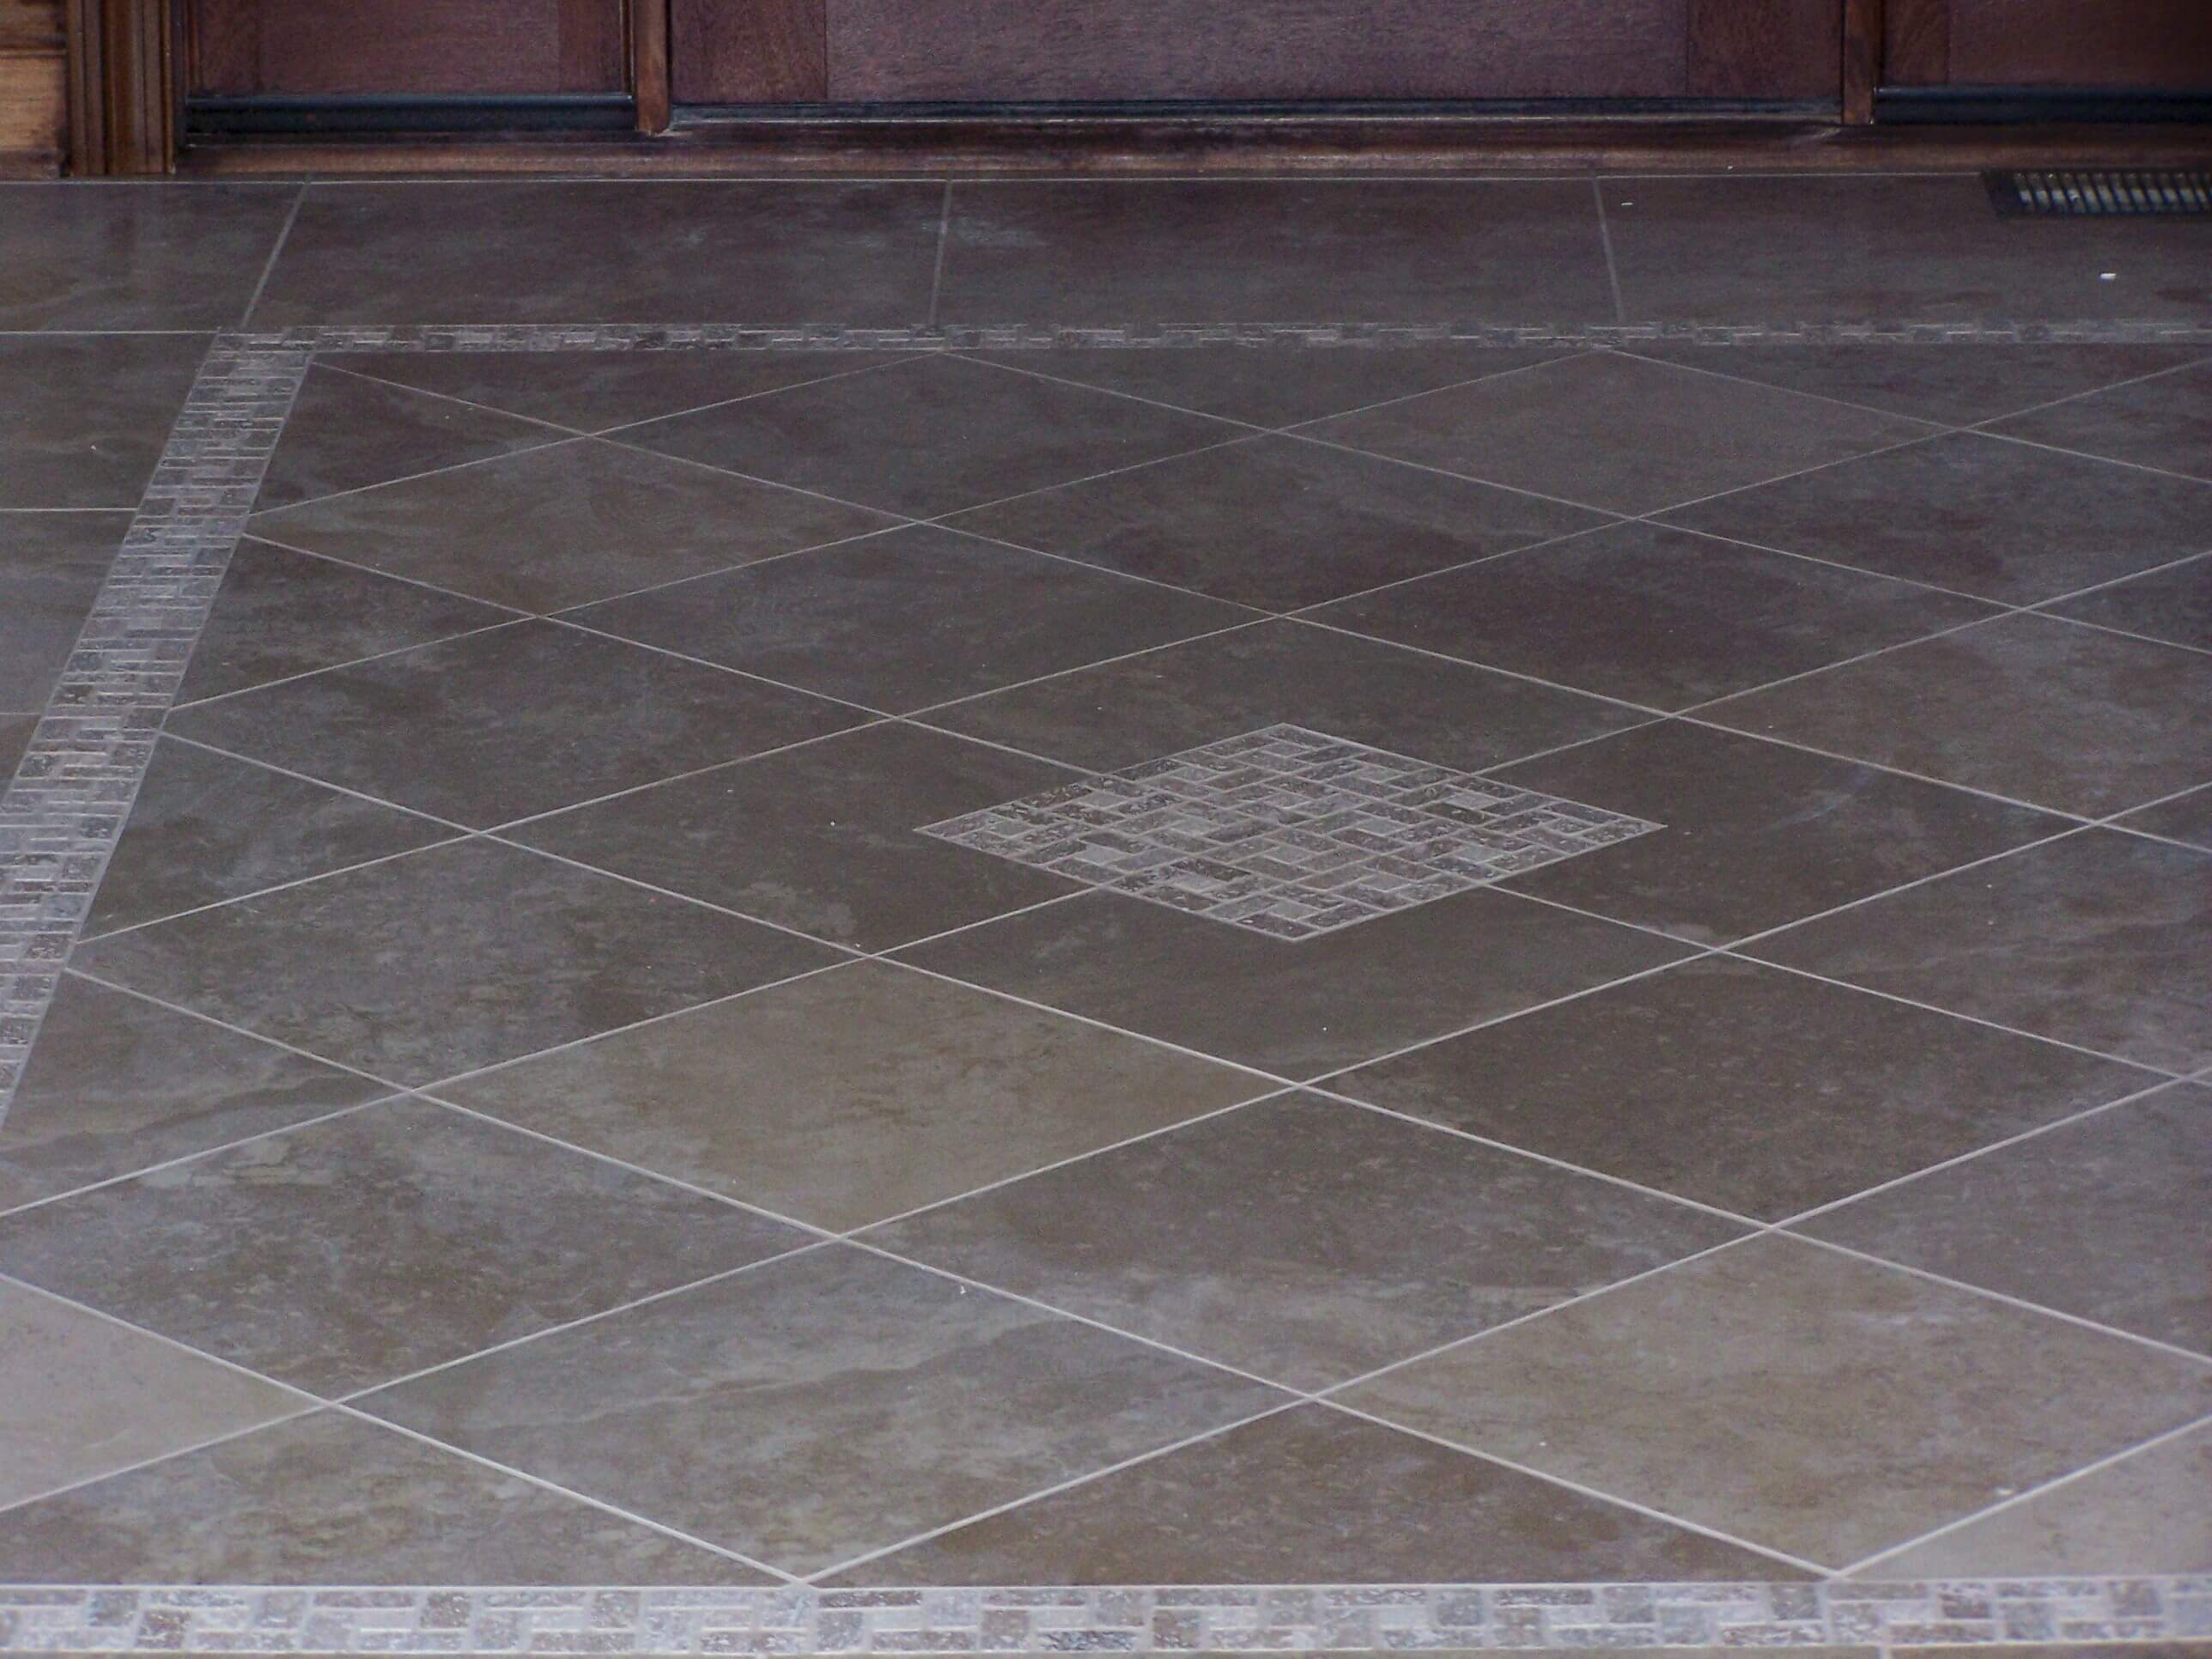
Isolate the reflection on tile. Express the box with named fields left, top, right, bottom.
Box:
left=874, top=1093, right=1740, bottom=1389
left=836, top=1406, right=1803, bottom=1585
left=85, top=738, right=453, bottom=937
left=0, top=975, right=386, bottom=1212
left=1802, top=1085, right=2212, bottom=1354
left=1334, top=957, right=2152, bottom=1222
left=1495, top=720, right=2062, bottom=944
left=0, top=335, right=206, bottom=507
left=0, top=511, right=125, bottom=707
left=1985, top=359, right=2212, bottom=481
left=0, top=1278, right=301, bottom=1510
left=1346, top=1235, right=2212, bottom=1568
left=442, top=960, right=1267, bottom=1232
left=577, top=525, right=1249, bottom=714
left=0, top=1412, right=763, bottom=1583
left=508, top=721, right=1081, bottom=950
left=2045, top=554, right=2212, bottom=653
left=362, top=1246, right=1283, bottom=1576
left=1316, top=520, right=1992, bottom=710
left=252, top=437, right=895, bottom=614
left=166, top=620, right=863, bottom=829
left=0, top=1098, right=805, bottom=1395
left=1310, top=353, right=1930, bottom=515
left=0, top=183, right=297, bottom=329
left=1748, top=830, right=2212, bottom=1073
left=899, top=887, right=1690, bottom=1079
left=1705, top=614, right=2212, bottom=818
left=71, top=837, right=840, bottom=1085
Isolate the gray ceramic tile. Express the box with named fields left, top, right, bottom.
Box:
left=0, top=1411, right=764, bottom=1583
left=0, top=334, right=206, bottom=507
left=1984, top=359, right=2212, bottom=481
left=249, top=436, right=895, bottom=614
left=1867, top=1422, right=2212, bottom=1577
left=833, top=1405, right=1806, bottom=1585
left=441, top=960, right=1268, bottom=1232
left=1333, top=956, right=2154, bottom=1222
left=71, top=836, right=840, bottom=1085
left=945, top=432, right=1611, bottom=611
left=0, top=975, right=387, bottom=1212
left=84, top=737, right=455, bottom=937
left=507, top=721, right=1080, bottom=950
left=1802, top=1085, right=2212, bottom=1354
left=1705, top=614, right=2212, bottom=819
left=624, top=353, right=1239, bottom=520
left=927, top=617, right=1638, bottom=775
left=0, top=511, right=125, bottom=707
left=899, top=886, right=1691, bottom=1079
left=1747, top=830, right=2212, bottom=1074
left=251, top=181, right=945, bottom=326
left=0, top=1278, right=301, bottom=1510
left=0, top=1097, right=805, bottom=1395
left=873, top=1092, right=1741, bottom=1389
left=1346, top=1234, right=2212, bottom=1569
left=576, top=524, right=1250, bottom=714
left=1309, top=352, right=1932, bottom=515
left=360, top=1245, right=1283, bottom=1576
left=174, top=537, right=518, bottom=706
left=165, top=619, right=864, bottom=829
left=0, top=183, right=298, bottom=330
left=1493, top=720, right=2063, bottom=944
left=1314, top=521, right=1994, bottom=710
left=1662, top=432, right=2212, bottom=606
left=935, top=179, right=1615, bottom=324
left=252, top=364, right=562, bottom=512
left=2045, top=554, right=2212, bottom=653
left=2118, top=785, right=2212, bottom=852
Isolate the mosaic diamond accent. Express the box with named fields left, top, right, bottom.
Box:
left=919, top=725, right=1661, bottom=939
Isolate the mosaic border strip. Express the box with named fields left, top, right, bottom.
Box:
left=0, top=1577, right=2205, bottom=1654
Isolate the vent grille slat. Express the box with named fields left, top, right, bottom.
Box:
left=1989, top=168, right=2212, bottom=218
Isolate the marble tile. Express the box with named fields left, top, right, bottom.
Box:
left=2045, top=554, right=2212, bottom=653
left=0, top=334, right=206, bottom=507
left=2118, top=784, right=2212, bottom=852
left=1984, top=359, right=2212, bottom=481
left=0, top=511, right=126, bottom=708
left=0, top=183, right=297, bottom=330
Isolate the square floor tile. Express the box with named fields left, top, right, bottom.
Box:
left=1984, top=359, right=2212, bottom=481
left=899, top=886, right=1691, bottom=1079
left=165, top=619, right=864, bottom=829
left=1492, top=720, right=2063, bottom=944
left=84, top=737, right=455, bottom=938
left=1747, top=830, right=2212, bottom=1074
left=441, top=960, right=1269, bottom=1232
left=1802, top=1084, right=2212, bottom=1354
left=2118, top=784, right=2212, bottom=852
left=575, top=524, right=1250, bottom=714
left=2045, top=554, right=2212, bottom=653
left=1307, top=353, right=1931, bottom=515
left=1334, top=956, right=2154, bottom=1222
left=253, top=363, right=563, bottom=512
left=175, top=538, right=517, bottom=706
left=0, top=975, right=387, bottom=1213
left=1868, top=1421, right=2212, bottom=1577
left=1705, top=614, right=2212, bottom=819
left=0, top=511, right=126, bottom=708
left=1662, top=432, right=2212, bottom=605
left=0, top=1279, right=301, bottom=1511
left=0, top=335, right=206, bottom=507
left=360, top=1245, right=1284, bottom=1576
left=934, top=179, right=1616, bottom=324
left=872, top=1092, right=1741, bottom=1389
left=927, top=617, right=1639, bottom=775
left=624, top=353, right=1240, bottom=519
left=946, top=431, right=1610, bottom=611
left=250, top=437, right=895, bottom=614
left=1345, top=1234, right=2212, bottom=1569
left=71, top=837, right=840, bottom=1085
left=1314, top=521, right=1994, bottom=710
left=507, top=721, right=1082, bottom=949
left=0, top=1098, right=806, bottom=1395
left=833, top=1404, right=1805, bottom=1585
left=0, top=1411, right=763, bottom=1584
left=0, top=183, right=297, bottom=330
left=250, top=180, right=945, bottom=326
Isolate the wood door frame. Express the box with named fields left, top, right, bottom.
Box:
left=1840, top=0, right=1884, bottom=122
left=66, top=0, right=175, bottom=170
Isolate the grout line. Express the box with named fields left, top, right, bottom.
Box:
left=1967, top=421, right=2212, bottom=489
left=1963, top=350, right=2212, bottom=428
left=0, top=1396, right=327, bottom=1522
left=245, top=431, right=596, bottom=521
left=310, top=357, right=586, bottom=434
left=925, top=179, right=954, bottom=327
left=235, top=184, right=307, bottom=330
left=1592, top=177, right=1627, bottom=326
left=584, top=354, right=918, bottom=441
left=163, top=616, right=533, bottom=716
left=143, top=730, right=483, bottom=835
left=219, top=525, right=538, bottom=613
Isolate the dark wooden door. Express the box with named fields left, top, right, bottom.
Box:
left=187, top=0, right=628, bottom=96
left=1884, top=0, right=2212, bottom=92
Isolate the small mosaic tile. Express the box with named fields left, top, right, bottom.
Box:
left=919, top=725, right=1661, bottom=939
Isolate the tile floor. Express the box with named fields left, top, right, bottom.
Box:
left=0, top=177, right=2208, bottom=1652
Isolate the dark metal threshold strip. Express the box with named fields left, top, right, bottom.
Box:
left=186, top=94, right=638, bottom=135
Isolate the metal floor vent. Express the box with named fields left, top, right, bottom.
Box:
left=1987, top=168, right=2212, bottom=218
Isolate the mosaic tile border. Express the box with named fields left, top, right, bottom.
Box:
left=0, top=1577, right=2204, bottom=1654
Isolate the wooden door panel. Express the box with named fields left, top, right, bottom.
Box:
left=189, top=0, right=627, bottom=95
left=1948, top=0, right=2212, bottom=85
left=673, top=0, right=824, bottom=101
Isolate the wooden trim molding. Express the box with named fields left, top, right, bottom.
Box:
left=65, top=0, right=174, bottom=170
left=1841, top=0, right=1883, bottom=122
left=629, top=0, right=668, bottom=131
